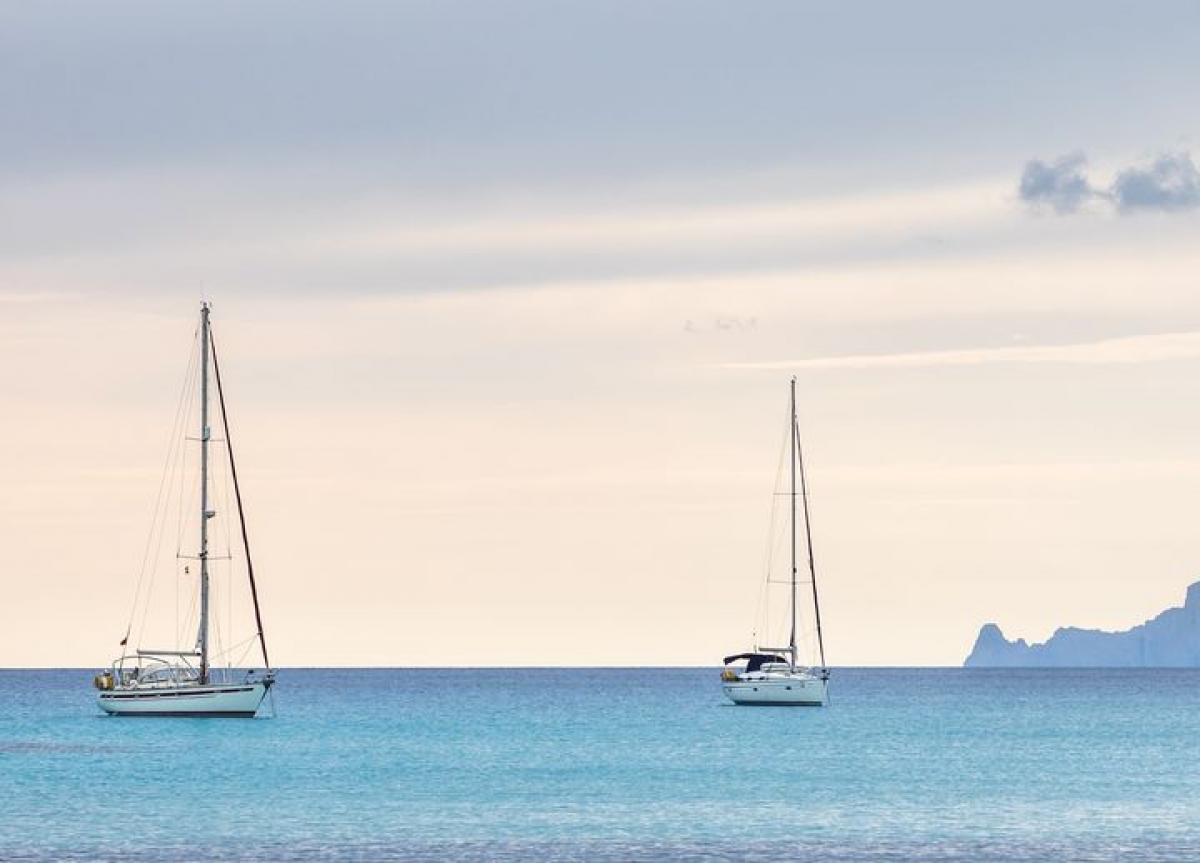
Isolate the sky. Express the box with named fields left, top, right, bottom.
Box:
left=4, top=1, right=1200, bottom=666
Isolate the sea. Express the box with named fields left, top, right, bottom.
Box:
left=2, top=667, right=1198, bottom=861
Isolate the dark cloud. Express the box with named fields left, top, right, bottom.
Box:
left=1018, top=152, right=1096, bottom=213
left=1112, top=153, right=1200, bottom=212
left=1020, top=151, right=1200, bottom=215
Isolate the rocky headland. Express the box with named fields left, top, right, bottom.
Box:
left=965, top=581, right=1200, bottom=666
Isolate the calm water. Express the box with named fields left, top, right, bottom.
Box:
left=2, top=668, right=1199, bottom=861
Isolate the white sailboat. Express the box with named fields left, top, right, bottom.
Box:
left=722, top=377, right=830, bottom=706
left=95, top=303, right=275, bottom=717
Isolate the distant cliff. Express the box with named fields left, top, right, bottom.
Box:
left=964, top=582, right=1200, bottom=667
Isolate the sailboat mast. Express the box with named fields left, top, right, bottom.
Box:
left=795, top=380, right=827, bottom=670
left=198, top=303, right=212, bottom=685
left=789, top=377, right=797, bottom=671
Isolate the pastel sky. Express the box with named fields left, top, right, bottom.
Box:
left=4, top=1, right=1200, bottom=667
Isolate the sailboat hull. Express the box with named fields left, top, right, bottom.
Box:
left=723, top=675, right=827, bottom=706
left=98, top=681, right=271, bottom=717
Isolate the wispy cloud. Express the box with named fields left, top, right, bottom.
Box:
left=720, top=332, right=1200, bottom=371
left=1019, top=151, right=1200, bottom=215
left=0, top=172, right=1012, bottom=297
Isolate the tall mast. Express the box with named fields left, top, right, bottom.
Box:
left=795, top=378, right=827, bottom=670
left=198, top=303, right=212, bottom=685
left=789, top=377, right=797, bottom=671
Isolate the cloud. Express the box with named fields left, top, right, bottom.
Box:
left=1020, top=151, right=1200, bottom=215
left=1112, top=153, right=1200, bottom=212
left=719, top=331, right=1200, bottom=371
left=0, top=169, right=1013, bottom=298
left=684, top=316, right=757, bottom=334
left=1018, top=152, right=1096, bottom=213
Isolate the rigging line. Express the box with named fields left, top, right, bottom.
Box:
left=211, top=575, right=225, bottom=669
left=165, top=441, right=192, bottom=650
left=210, top=325, right=272, bottom=671
left=175, top=389, right=197, bottom=642
left=178, top=585, right=199, bottom=652
left=169, top=360, right=199, bottom=645
left=215, top=426, right=235, bottom=661
left=161, top=462, right=200, bottom=649
left=758, top=398, right=794, bottom=647
left=136, top=326, right=201, bottom=652
left=126, top=321, right=200, bottom=647
left=176, top=457, right=201, bottom=559
left=212, top=633, right=260, bottom=669
left=751, top=399, right=792, bottom=647
left=174, top=349, right=201, bottom=560
left=793, top=392, right=827, bottom=669
left=212, top=631, right=259, bottom=656
left=235, top=641, right=256, bottom=669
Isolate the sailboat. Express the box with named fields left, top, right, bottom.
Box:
left=94, top=303, right=275, bottom=717
left=721, top=377, right=829, bottom=706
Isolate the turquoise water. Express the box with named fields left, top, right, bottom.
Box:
left=2, top=668, right=1199, bottom=860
